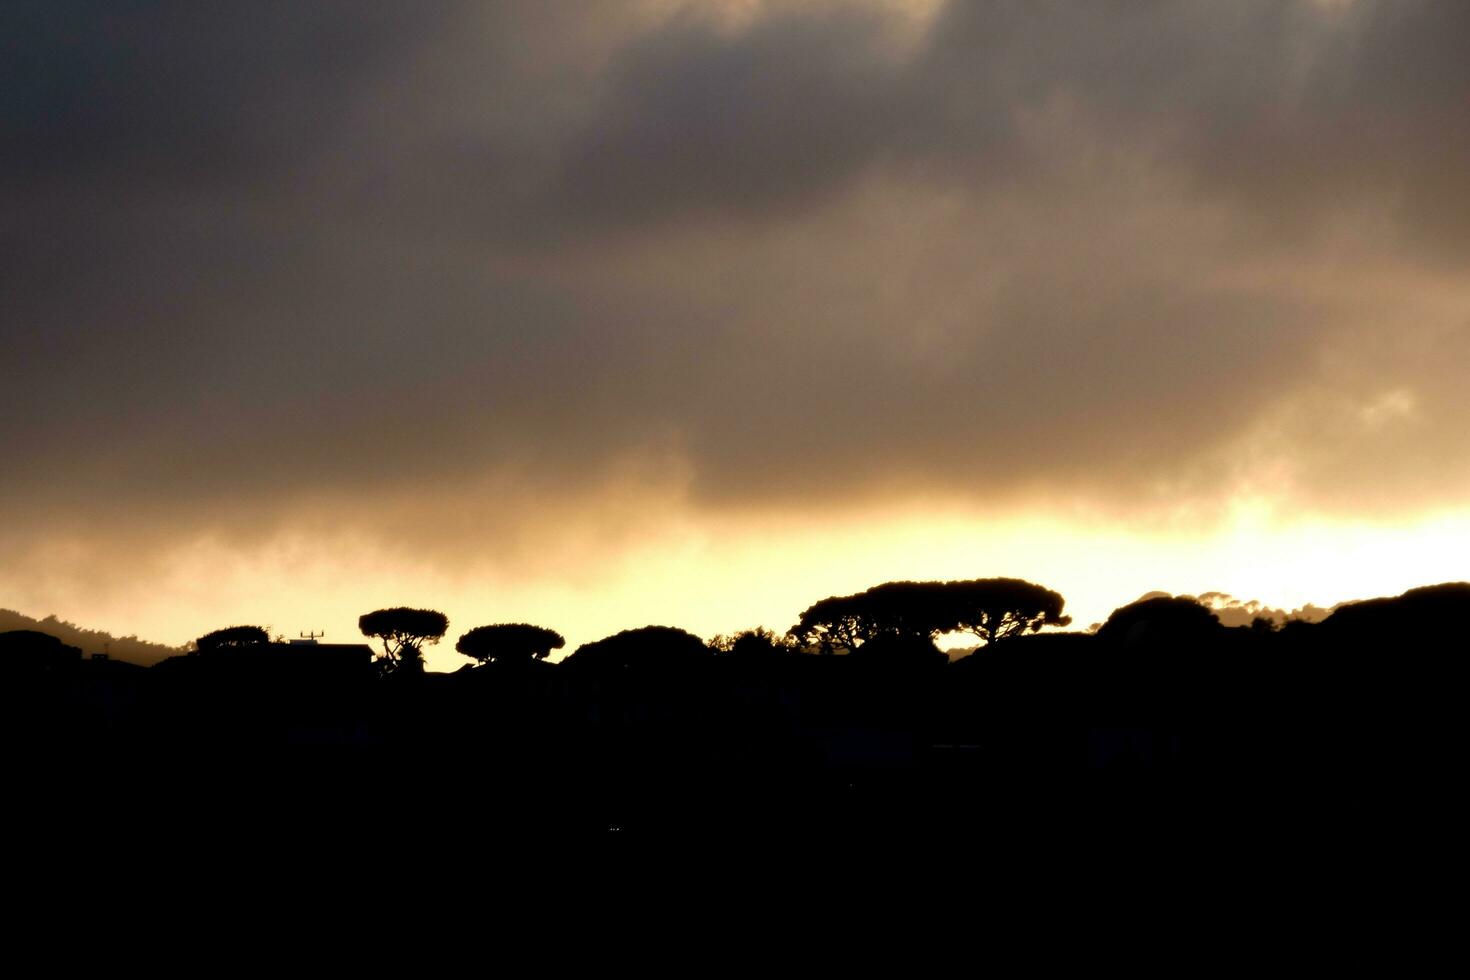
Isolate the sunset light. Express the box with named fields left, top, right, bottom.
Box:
left=5, top=2, right=1470, bottom=857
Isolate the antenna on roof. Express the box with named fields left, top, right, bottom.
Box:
left=300, top=631, right=325, bottom=640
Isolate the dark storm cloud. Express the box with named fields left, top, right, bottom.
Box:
left=4, top=0, right=1470, bottom=578
left=550, top=1, right=1470, bottom=249
left=0, top=2, right=458, bottom=188
left=553, top=6, right=913, bottom=229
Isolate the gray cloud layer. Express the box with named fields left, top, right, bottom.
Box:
left=5, top=0, right=1470, bottom=575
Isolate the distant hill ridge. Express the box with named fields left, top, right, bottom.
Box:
left=0, top=609, right=184, bottom=666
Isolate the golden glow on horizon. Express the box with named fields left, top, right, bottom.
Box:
left=12, top=498, right=1469, bottom=670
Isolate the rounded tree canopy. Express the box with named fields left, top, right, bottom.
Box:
left=196, top=625, right=270, bottom=653
left=1320, top=581, right=1470, bottom=644
left=1097, top=595, right=1221, bottom=647
left=848, top=581, right=961, bottom=639
left=561, top=625, right=708, bottom=673
left=788, top=594, right=868, bottom=653
left=790, top=577, right=1070, bottom=651
left=944, top=578, right=1071, bottom=644
left=359, top=608, right=448, bottom=642
left=0, top=629, right=83, bottom=667
left=456, top=623, right=565, bottom=663
left=359, top=609, right=449, bottom=670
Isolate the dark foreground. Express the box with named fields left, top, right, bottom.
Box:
left=9, top=599, right=1469, bottom=863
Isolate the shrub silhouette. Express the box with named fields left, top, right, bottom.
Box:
left=196, top=625, right=270, bottom=654
left=849, top=632, right=948, bottom=668
left=710, top=627, right=798, bottom=659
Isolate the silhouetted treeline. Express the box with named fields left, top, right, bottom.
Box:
left=4, top=580, right=1469, bottom=843
left=0, top=608, right=184, bottom=664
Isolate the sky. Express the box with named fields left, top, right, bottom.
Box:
left=4, top=0, right=1469, bottom=668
